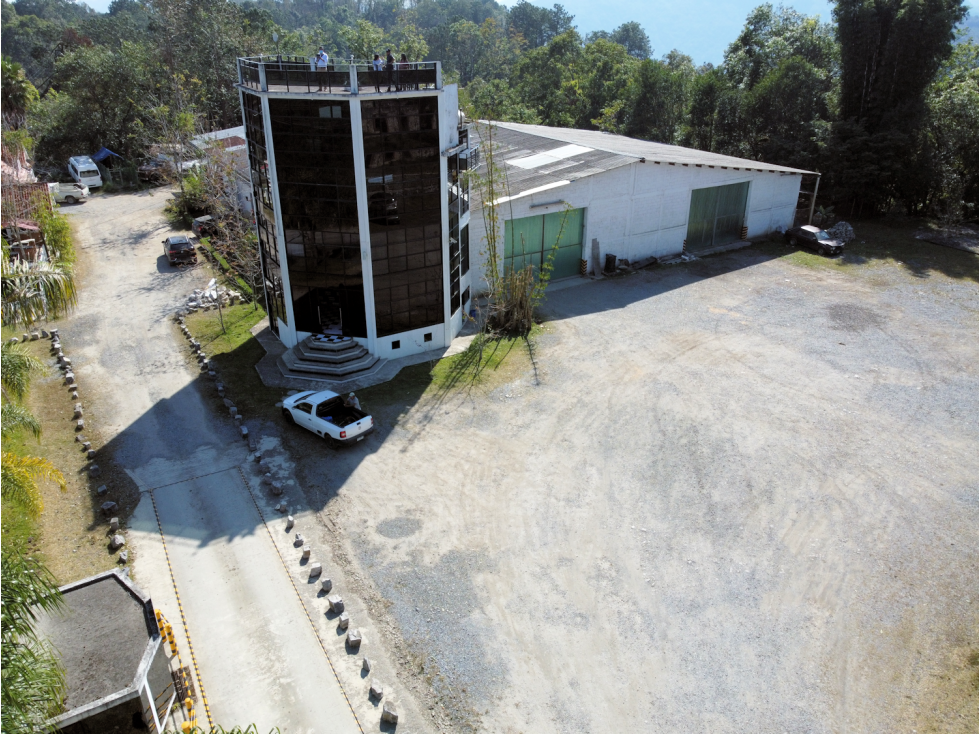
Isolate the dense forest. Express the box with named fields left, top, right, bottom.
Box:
left=1, top=0, right=976, bottom=219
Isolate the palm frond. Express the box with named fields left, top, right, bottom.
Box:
left=0, top=342, right=46, bottom=402
left=1, top=258, right=77, bottom=327
left=0, top=452, right=66, bottom=517
left=1, top=551, right=67, bottom=732
left=1, top=404, right=42, bottom=440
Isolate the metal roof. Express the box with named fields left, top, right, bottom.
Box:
left=477, top=123, right=814, bottom=198
left=473, top=123, right=635, bottom=205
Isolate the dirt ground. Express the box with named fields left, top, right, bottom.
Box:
left=292, top=243, right=979, bottom=733
left=50, top=186, right=978, bottom=733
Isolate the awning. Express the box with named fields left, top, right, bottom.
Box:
left=9, top=220, right=41, bottom=231
left=91, top=147, right=123, bottom=162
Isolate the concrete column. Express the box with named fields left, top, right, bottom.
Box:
left=258, top=62, right=267, bottom=92
left=260, top=94, right=298, bottom=347
left=349, top=99, right=377, bottom=355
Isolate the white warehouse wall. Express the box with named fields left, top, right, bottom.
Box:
left=468, top=162, right=803, bottom=294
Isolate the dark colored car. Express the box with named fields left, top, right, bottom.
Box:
left=138, top=159, right=167, bottom=183
left=784, top=225, right=844, bottom=256
left=163, top=235, right=197, bottom=266
left=192, top=215, right=217, bottom=238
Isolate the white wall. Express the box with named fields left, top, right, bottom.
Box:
left=468, top=162, right=803, bottom=293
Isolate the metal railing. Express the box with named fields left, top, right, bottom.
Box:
left=238, top=56, right=441, bottom=95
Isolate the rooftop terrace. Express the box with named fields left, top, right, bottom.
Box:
left=238, top=56, right=442, bottom=96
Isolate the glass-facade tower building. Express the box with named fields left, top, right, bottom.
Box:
left=237, top=57, right=474, bottom=361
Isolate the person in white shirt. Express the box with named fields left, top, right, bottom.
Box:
left=344, top=392, right=361, bottom=411
left=371, top=53, right=383, bottom=92
left=315, top=47, right=329, bottom=90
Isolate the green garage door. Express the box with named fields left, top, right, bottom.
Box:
left=504, top=208, right=584, bottom=280
left=686, top=182, right=749, bottom=252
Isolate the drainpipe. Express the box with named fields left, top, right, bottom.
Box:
left=807, top=174, right=821, bottom=226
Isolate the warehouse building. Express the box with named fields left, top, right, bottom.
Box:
left=468, top=122, right=812, bottom=283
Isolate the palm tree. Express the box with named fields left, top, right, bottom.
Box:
left=0, top=551, right=67, bottom=734
left=1, top=344, right=67, bottom=731
left=0, top=343, right=65, bottom=517
left=1, top=57, right=39, bottom=129
left=1, top=258, right=78, bottom=327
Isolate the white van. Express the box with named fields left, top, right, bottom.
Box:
left=67, top=156, right=103, bottom=188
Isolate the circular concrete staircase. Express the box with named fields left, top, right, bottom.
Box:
left=278, top=335, right=382, bottom=379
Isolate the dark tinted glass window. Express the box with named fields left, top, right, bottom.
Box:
left=363, top=97, right=443, bottom=337
left=243, top=92, right=286, bottom=332
left=269, top=99, right=366, bottom=337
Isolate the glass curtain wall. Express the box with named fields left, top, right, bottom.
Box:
left=242, top=92, right=286, bottom=334
left=362, top=97, right=443, bottom=338
left=268, top=99, right=366, bottom=337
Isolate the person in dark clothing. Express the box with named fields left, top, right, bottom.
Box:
left=385, top=49, right=395, bottom=92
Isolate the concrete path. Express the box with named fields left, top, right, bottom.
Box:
left=62, top=191, right=362, bottom=734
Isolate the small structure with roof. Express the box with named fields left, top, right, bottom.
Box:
left=37, top=569, right=177, bottom=733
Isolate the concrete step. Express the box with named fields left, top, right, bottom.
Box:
left=280, top=349, right=380, bottom=378
left=295, top=341, right=371, bottom=365
left=277, top=353, right=385, bottom=380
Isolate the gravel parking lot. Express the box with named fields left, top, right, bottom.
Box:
left=298, top=245, right=979, bottom=733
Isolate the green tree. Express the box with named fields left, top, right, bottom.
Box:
left=0, top=550, right=67, bottom=734
left=830, top=0, right=967, bottom=212
left=340, top=18, right=385, bottom=60
left=512, top=29, right=584, bottom=127
left=580, top=38, right=637, bottom=129
left=507, top=0, right=574, bottom=49
left=1, top=56, right=40, bottom=128
left=683, top=66, right=726, bottom=150
left=622, top=54, right=694, bottom=144
left=608, top=21, right=650, bottom=59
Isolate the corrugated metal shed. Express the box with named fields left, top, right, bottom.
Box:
left=475, top=121, right=814, bottom=202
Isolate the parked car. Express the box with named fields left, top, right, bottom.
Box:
left=48, top=182, right=89, bottom=205
left=281, top=390, right=374, bottom=446
left=162, top=235, right=198, bottom=266
left=192, top=215, right=217, bottom=238
left=784, top=225, right=844, bottom=256
left=138, top=158, right=167, bottom=183
left=67, top=155, right=102, bottom=188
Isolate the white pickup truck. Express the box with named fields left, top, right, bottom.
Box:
left=281, top=390, right=374, bottom=447
left=48, top=182, right=89, bottom=205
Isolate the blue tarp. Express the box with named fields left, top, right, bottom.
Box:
left=91, top=147, right=123, bottom=162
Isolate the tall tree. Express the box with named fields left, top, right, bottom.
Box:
left=507, top=0, right=573, bottom=49
left=609, top=21, right=650, bottom=59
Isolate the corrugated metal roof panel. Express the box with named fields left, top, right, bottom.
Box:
left=484, top=121, right=815, bottom=175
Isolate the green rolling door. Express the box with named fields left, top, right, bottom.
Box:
left=504, top=208, right=584, bottom=280
left=686, top=182, right=749, bottom=252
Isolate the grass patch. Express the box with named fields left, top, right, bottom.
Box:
left=750, top=218, right=979, bottom=282
left=0, top=330, right=137, bottom=583
left=182, top=303, right=282, bottom=420
left=361, top=326, right=543, bottom=411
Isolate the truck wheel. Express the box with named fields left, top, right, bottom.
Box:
left=789, top=236, right=798, bottom=246
left=64, top=196, right=77, bottom=204
left=324, top=434, right=339, bottom=448
left=281, top=408, right=295, bottom=424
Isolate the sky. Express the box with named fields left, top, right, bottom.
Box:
left=75, top=0, right=977, bottom=66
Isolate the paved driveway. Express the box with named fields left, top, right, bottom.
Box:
left=61, top=191, right=364, bottom=734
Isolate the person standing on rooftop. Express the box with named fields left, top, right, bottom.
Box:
left=315, top=46, right=329, bottom=90
left=372, top=53, right=383, bottom=93
left=385, top=48, right=395, bottom=92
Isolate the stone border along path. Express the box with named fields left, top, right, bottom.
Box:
left=174, top=311, right=400, bottom=729
left=38, top=328, right=130, bottom=564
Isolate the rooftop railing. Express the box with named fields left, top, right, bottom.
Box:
left=238, top=56, right=442, bottom=95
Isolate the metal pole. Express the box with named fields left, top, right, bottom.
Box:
left=807, top=174, right=821, bottom=226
